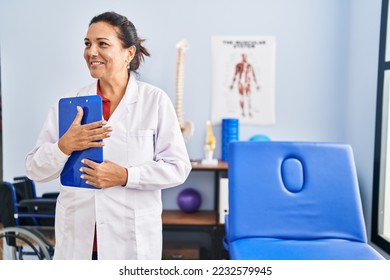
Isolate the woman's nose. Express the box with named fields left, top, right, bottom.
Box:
left=87, top=45, right=98, bottom=57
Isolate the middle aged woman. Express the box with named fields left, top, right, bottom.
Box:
left=25, top=11, right=192, bottom=260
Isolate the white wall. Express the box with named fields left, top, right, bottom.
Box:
left=346, top=0, right=382, bottom=235
left=345, top=0, right=389, bottom=258
left=0, top=0, right=387, bottom=257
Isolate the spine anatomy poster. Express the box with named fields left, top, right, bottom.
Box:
left=211, top=36, right=276, bottom=125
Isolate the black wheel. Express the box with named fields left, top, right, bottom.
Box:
left=0, top=227, right=52, bottom=260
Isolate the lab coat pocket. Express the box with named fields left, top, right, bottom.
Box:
left=54, top=200, right=66, bottom=248
left=127, top=129, right=155, bottom=165
left=134, top=206, right=162, bottom=259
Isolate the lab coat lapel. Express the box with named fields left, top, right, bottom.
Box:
left=106, top=74, right=139, bottom=124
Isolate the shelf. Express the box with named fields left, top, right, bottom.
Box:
left=191, top=160, right=228, bottom=171
left=162, top=210, right=217, bottom=226
left=163, top=163, right=228, bottom=259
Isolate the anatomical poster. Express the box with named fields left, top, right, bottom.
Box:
left=211, top=36, right=276, bottom=125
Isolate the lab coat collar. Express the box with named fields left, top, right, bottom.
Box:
left=79, top=73, right=139, bottom=108
left=124, top=72, right=139, bottom=106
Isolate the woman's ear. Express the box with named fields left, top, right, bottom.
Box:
left=128, top=45, right=136, bottom=62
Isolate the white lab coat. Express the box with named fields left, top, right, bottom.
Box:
left=25, top=74, right=192, bottom=259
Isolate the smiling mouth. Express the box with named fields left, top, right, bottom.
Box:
left=91, top=61, right=104, bottom=66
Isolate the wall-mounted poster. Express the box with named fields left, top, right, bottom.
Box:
left=211, top=36, right=276, bottom=125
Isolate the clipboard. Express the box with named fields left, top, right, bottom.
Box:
left=58, top=95, right=103, bottom=189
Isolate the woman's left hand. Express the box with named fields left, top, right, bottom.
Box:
left=80, top=159, right=128, bottom=188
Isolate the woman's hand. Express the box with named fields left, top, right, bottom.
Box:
left=58, top=106, right=112, bottom=155
left=79, top=159, right=128, bottom=188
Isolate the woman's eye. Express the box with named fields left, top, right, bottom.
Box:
left=84, top=42, right=91, bottom=47
left=99, top=42, right=109, bottom=46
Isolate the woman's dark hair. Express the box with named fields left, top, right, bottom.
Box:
left=89, top=11, right=150, bottom=73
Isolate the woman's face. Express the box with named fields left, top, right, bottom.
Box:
left=84, top=21, right=134, bottom=81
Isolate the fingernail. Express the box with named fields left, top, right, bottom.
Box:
left=102, top=120, right=107, bottom=125
left=80, top=175, right=84, bottom=179
left=81, top=159, right=85, bottom=163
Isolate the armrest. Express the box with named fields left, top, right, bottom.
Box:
left=18, top=199, right=56, bottom=214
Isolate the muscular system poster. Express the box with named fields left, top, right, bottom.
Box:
left=211, top=36, right=276, bottom=125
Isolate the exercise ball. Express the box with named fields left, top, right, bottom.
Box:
left=249, top=134, right=271, bottom=142
left=177, top=188, right=202, bottom=213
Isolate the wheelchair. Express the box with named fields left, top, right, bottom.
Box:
left=0, top=177, right=58, bottom=260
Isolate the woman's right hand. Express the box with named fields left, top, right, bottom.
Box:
left=58, top=106, right=112, bottom=155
